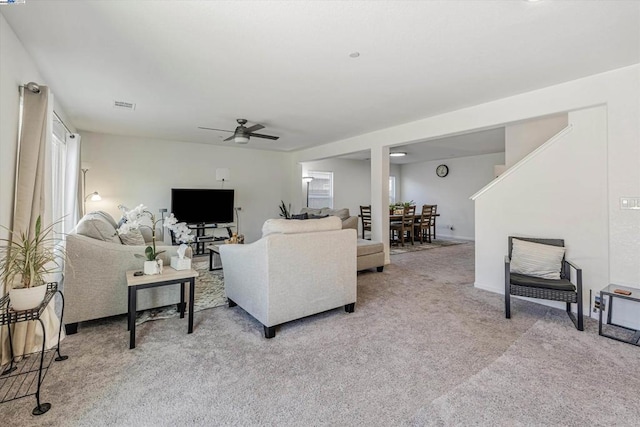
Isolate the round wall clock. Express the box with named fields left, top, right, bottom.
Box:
left=436, top=164, right=449, bottom=178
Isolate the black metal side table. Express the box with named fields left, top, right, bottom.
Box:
left=0, top=282, right=68, bottom=415
left=598, top=284, right=640, bottom=346
left=207, top=243, right=224, bottom=271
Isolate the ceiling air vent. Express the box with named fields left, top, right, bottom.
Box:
left=113, top=100, right=136, bottom=111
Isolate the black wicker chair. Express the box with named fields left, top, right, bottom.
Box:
left=505, top=236, right=583, bottom=331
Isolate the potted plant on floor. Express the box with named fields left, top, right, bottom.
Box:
left=0, top=216, right=64, bottom=310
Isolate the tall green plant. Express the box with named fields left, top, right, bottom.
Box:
left=0, top=216, right=64, bottom=289
left=278, top=200, right=291, bottom=219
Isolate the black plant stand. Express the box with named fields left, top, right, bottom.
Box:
left=0, top=282, right=68, bottom=415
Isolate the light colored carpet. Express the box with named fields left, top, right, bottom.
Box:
left=2, top=242, right=638, bottom=426
left=135, top=261, right=226, bottom=325
left=389, top=238, right=466, bottom=255
left=413, top=309, right=640, bottom=426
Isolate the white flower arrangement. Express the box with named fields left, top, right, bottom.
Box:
left=117, top=204, right=194, bottom=261
left=163, top=213, right=194, bottom=244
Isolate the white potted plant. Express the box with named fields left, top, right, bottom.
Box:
left=0, top=216, right=64, bottom=311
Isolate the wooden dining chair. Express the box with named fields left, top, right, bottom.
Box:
left=427, top=204, right=437, bottom=240
left=359, top=205, right=372, bottom=240
left=390, top=205, right=415, bottom=246
left=414, top=204, right=434, bottom=243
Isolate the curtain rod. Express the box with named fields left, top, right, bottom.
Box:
left=20, top=82, right=73, bottom=135
left=53, top=111, right=72, bottom=135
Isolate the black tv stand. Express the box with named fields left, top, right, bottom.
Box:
left=188, top=223, right=234, bottom=255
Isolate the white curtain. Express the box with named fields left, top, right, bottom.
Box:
left=64, top=132, right=82, bottom=234
left=1, top=86, right=64, bottom=368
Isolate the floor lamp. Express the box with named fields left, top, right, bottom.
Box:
left=82, top=168, right=101, bottom=215
left=302, top=176, right=314, bottom=207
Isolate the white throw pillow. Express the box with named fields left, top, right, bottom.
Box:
left=119, top=228, right=146, bottom=246
left=510, top=238, right=565, bottom=280
left=75, top=212, right=121, bottom=243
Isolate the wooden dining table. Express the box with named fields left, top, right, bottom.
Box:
left=389, top=211, right=440, bottom=242
left=388, top=213, right=440, bottom=222
left=359, top=211, right=441, bottom=241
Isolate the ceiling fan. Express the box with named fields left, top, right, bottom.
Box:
left=198, top=119, right=279, bottom=144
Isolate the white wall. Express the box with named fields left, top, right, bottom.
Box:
left=294, top=64, right=640, bottom=289
left=300, top=158, right=401, bottom=238
left=402, top=152, right=504, bottom=241
left=505, top=113, right=568, bottom=168
left=473, top=106, right=610, bottom=321
left=301, top=158, right=371, bottom=217
left=80, top=132, right=292, bottom=243
left=0, top=15, right=43, bottom=239
left=3, top=8, right=638, bottom=300
left=300, top=158, right=402, bottom=211
left=0, top=15, right=76, bottom=241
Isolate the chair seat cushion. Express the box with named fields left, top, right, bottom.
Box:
left=510, top=273, right=576, bottom=292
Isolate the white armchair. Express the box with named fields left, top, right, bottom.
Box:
left=220, top=216, right=357, bottom=338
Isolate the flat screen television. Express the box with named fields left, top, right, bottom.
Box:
left=171, top=188, right=235, bottom=224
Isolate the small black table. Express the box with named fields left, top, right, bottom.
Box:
left=598, top=284, right=640, bottom=346
left=207, top=243, right=224, bottom=271
left=126, top=267, right=198, bottom=349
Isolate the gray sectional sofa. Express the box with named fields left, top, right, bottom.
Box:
left=299, top=207, right=358, bottom=230
left=298, top=207, right=384, bottom=272
left=63, top=211, right=191, bottom=334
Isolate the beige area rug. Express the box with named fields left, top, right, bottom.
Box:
left=135, top=260, right=226, bottom=325
left=389, top=238, right=467, bottom=255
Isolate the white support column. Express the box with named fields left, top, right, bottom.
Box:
left=370, top=145, right=391, bottom=264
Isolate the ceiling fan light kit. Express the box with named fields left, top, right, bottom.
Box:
left=198, top=118, right=279, bottom=144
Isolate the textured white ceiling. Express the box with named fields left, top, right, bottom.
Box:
left=2, top=1, right=638, bottom=155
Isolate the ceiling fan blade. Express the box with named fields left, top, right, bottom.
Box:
left=249, top=133, right=279, bottom=140
left=198, top=126, right=234, bottom=133
left=245, top=124, right=265, bottom=133
left=223, top=135, right=236, bottom=142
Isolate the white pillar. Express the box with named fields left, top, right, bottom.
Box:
left=371, top=145, right=391, bottom=264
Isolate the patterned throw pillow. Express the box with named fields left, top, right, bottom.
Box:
left=75, top=212, right=121, bottom=243
left=323, top=208, right=350, bottom=221
left=118, top=228, right=146, bottom=246
left=510, top=238, right=565, bottom=280
left=290, top=213, right=309, bottom=220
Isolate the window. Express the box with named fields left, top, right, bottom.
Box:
left=307, top=171, right=333, bottom=209
left=389, top=176, right=397, bottom=205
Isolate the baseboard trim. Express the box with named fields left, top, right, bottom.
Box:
left=437, top=234, right=474, bottom=242
left=474, top=282, right=501, bottom=294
